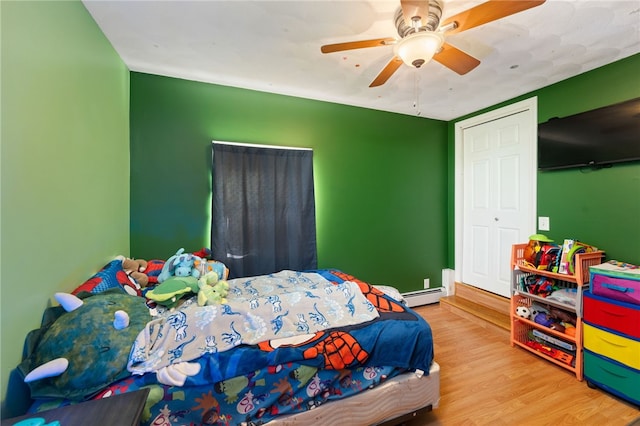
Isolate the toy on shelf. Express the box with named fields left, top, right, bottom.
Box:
left=530, top=303, right=549, bottom=319
left=522, top=275, right=556, bottom=297
left=564, top=324, right=576, bottom=337
left=534, top=312, right=554, bottom=327
left=528, top=304, right=576, bottom=335
left=557, top=239, right=598, bottom=275
left=524, top=340, right=574, bottom=366
left=515, top=299, right=577, bottom=337
left=531, top=329, right=576, bottom=352
left=549, top=307, right=576, bottom=325
left=523, top=234, right=561, bottom=272
left=515, top=306, right=531, bottom=319
left=523, top=234, right=552, bottom=264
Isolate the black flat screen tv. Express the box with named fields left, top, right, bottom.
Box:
left=538, top=97, right=640, bottom=171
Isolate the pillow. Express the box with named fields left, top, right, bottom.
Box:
left=71, top=259, right=132, bottom=295
left=19, top=290, right=151, bottom=400
left=373, top=285, right=406, bottom=304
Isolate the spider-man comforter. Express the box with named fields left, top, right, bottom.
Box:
left=29, top=270, right=434, bottom=425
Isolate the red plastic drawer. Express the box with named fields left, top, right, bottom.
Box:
left=583, top=291, right=640, bottom=339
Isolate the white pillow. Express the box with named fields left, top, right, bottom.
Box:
left=372, top=285, right=406, bottom=304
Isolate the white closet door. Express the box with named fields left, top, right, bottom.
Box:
left=460, top=108, right=535, bottom=297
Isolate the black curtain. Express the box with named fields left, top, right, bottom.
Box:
left=211, top=142, right=317, bottom=279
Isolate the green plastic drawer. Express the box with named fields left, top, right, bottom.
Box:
left=584, top=349, right=640, bottom=406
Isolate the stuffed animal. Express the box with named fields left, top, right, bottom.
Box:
left=192, top=247, right=212, bottom=259
left=534, top=312, right=554, bottom=327
left=550, top=322, right=566, bottom=333
left=19, top=290, right=150, bottom=401
left=142, top=259, right=165, bottom=286
left=145, top=276, right=200, bottom=310
left=157, top=248, right=203, bottom=283
left=194, top=258, right=230, bottom=281
left=530, top=303, right=549, bottom=320
left=197, top=271, right=230, bottom=306
left=549, top=307, right=576, bottom=326
left=121, top=257, right=150, bottom=288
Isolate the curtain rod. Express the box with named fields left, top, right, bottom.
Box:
left=212, top=140, right=312, bottom=151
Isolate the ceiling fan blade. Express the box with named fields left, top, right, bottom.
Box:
left=369, top=57, right=404, bottom=87
left=400, top=0, right=431, bottom=27
left=321, top=38, right=396, bottom=54
left=441, top=0, right=546, bottom=35
left=433, top=43, right=480, bottom=75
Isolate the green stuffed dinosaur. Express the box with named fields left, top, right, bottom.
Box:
left=197, top=270, right=229, bottom=306
left=145, top=276, right=199, bottom=309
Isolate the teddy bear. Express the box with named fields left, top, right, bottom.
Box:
left=121, top=257, right=150, bottom=288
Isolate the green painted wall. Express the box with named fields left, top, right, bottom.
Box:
left=0, top=1, right=130, bottom=416
left=448, top=54, right=640, bottom=265
left=130, top=73, right=449, bottom=292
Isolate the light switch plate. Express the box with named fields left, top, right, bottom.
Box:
left=538, top=216, right=550, bottom=231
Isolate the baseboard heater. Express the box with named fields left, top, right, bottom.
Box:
left=402, top=287, right=446, bottom=307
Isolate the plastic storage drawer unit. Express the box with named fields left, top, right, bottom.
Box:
left=583, top=291, right=640, bottom=339
left=583, top=323, right=640, bottom=370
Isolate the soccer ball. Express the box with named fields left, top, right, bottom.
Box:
left=515, top=306, right=531, bottom=319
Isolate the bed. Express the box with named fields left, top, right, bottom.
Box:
left=17, top=256, right=439, bottom=425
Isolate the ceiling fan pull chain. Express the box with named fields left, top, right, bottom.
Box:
left=414, top=69, right=421, bottom=116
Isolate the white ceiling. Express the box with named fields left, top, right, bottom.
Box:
left=82, top=0, right=640, bottom=121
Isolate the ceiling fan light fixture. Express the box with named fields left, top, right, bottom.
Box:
left=394, top=31, right=444, bottom=68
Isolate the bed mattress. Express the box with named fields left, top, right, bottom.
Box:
left=270, top=361, right=441, bottom=425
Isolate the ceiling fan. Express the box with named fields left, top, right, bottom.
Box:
left=320, top=0, right=546, bottom=87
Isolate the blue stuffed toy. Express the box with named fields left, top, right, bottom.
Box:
left=157, top=248, right=203, bottom=283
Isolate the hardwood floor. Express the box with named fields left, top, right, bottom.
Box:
left=401, top=304, right=639, bottom=426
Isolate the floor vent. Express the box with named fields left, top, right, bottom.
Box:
left=402, top=287, right=446, bottom=307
